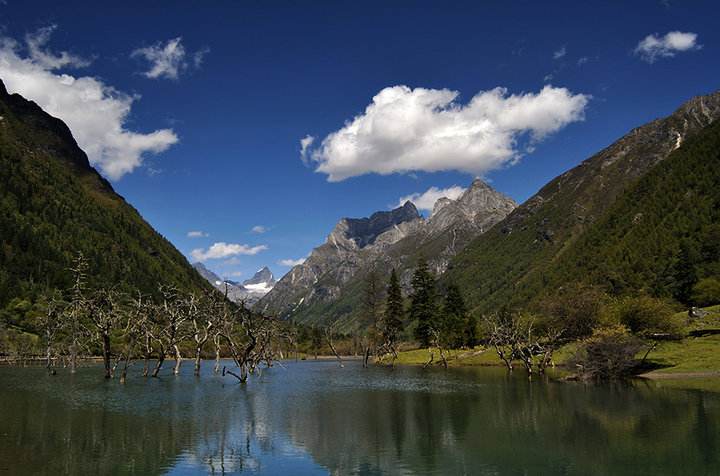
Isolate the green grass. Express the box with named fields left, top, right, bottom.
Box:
left=396, top=305, right=720, bottom=376
left=642, top=335, right=720, bottom=374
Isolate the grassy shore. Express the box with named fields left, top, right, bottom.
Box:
left=395, top=305, right=720, bottom=381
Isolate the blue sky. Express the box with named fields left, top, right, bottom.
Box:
left=1, top=0, right=718, bottom=281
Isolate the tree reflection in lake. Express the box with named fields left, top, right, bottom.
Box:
left=0, top=361, right=718, bottom=475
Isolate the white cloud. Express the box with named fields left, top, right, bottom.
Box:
left=25, top=25, right=91, bottom=70
left=131, top=37, right=208, bottom=80
left=191, top=242, right=268, bottom=261
left=577, top=56, right=589, bottom=66
left=305, top=85, right=589, bottom=181
left=553, top=46, right=566, bottom=60
left=187, top=230, right=209, bottom=238
left=300, top=135, right=315, bottom=165
left=251, top=225, right=267, bottom=234
left=0, top=28, right=178, bottom=180
left=223, top=257, right=242, bottom=265
left=278, top=257, right=306, bottom=267
left=226, top=271, right=244, bottom=278
left=634, top=31, right=700, bottom=63
left=396, top=185, right=466, bottom=212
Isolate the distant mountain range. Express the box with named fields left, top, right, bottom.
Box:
left=193, top=263, right=276, bottom=305
left=258, top=178, right=516, bottom=326
left=0, top=79, right=209, bottom=311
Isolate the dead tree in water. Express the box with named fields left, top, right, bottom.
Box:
left=86, top=288, right=124, bottom=379
left=39, top=295, right=63, bottom=375
left=324, top=324, right=344, bottom=368
left=116, top=293, right=150, bottom=383
left=64, top=253, right=90, bottom=373
left=190, top=292, right=217, bottom=377
left=151, top=286, right=190, bottom=377
left=221, top=305, right=281, bottom=383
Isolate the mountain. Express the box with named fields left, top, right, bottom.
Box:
left=243, top=266, right=276, bottom=288
left=0, top=79, right=210, bottom=316
left=445, top=90, right=720, bottom=313
left=192, top=263, right=276, bottom=306
left=258, top=179, right=515, bottom=326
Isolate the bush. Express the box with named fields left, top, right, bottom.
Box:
left=572, top=325, right=643, bottom=380
left=692, top=277, right=720, bottom=306
left=535, top=284, right=609, bottom=339
left=605, top=295, right=682, bottom=338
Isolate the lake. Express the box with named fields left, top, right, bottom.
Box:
left=0, top=360, right=718, bottom=475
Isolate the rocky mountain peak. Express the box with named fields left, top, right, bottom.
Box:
left=244, top=266, right=275, bottom=286
left=329, top=201, right=422, bottom=249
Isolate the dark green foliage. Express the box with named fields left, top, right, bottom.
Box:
left=409, top=258, right=436, bottom=346
left=535, top=284, right=608, bottom=340
left=440, top=283, right=472, bottom=348
left=0, top=80, right=209, bottom=332
left=692, top=277, right=720, bottom=306
left=382, top=269, right=404, bottom=346
left=604, top=295, right=682, bottom=338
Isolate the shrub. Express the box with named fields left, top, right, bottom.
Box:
left=571, top=325, right=643, bottom=380
left=535, top=284, right=609, bottom=339
left=692, top=277, right=720, bottom=307
left=606, top=295, right=682, bottom=338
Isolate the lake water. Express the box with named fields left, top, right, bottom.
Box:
left=0, top=360, right=718, bottom=475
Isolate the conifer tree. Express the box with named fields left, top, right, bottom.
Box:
left=383, top=269, right=404, bottom=347
left=442, top=283, right=470, bottom=348
left=410, top=258, right=436, bottom=346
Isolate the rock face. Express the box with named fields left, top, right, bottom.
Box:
left=193, top=263, right=276, bottom=306
left=258, top=179, right=515, bottom=323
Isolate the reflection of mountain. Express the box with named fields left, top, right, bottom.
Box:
left=1, top=363, right=717, bottom=475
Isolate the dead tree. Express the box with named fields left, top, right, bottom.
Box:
left=87, top=288, right=124, bottom=379
left=39, top=295, right=64, bottom=375
left=152, top=286, right=190, bottom=377
left=190, top=292, right=216, bottom=377
left=324, top=324, right=344, bottom=368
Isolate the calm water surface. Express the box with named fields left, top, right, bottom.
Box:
left=0, top=360, right=718, bottom=475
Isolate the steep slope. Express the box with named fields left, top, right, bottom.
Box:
left=259, top=179, right=515, bottom=327
left=260, top=202, right=424, bottom=315
left=445, top=90, right=720, bottom=313
left=0, top=79, right=209, bottom=313
left=540, top=117, right=720, bottom=303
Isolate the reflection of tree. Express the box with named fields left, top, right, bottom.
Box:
left=1, top=363, right=719, bottom=475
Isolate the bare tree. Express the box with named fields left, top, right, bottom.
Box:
left=39, top=295, right=64, bottom=375
left=324, top=324, right=344, bottom=368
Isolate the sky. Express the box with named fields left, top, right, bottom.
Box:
left=0, top=0, right=718, bottom=281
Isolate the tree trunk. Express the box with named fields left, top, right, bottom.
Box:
left=194, top=346, right=202, bottom=377
left=173, top=344, right=182, bottom=375
left=102, top=333, right=112, bottom=379
left=152, top=353, right=165, bottom=377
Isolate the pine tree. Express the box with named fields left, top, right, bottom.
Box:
left=410, top=257, right=436, bottom=347
left=442, top=283, right=469, bottom=348
left=383, top=269, right=404, bottom=347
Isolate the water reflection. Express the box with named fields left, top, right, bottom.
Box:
left=0, top=361, right=718, bottom=475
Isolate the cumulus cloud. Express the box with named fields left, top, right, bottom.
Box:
left=191, top=242, right=268, bottom=262
left=396, top=185, right=466, bottom=212
left=304, top=85, right=589, bottom=182
left=634, top=31, right=700, bottom=63
left=300, top=135, right=315, bottom=165
left=251, top=225, right=267, bottom=234
left=553, top=46, right=566, bottom=60
left=132, top=37, right=208, bottom=80
left=0, top=27, right=178, bottom=180
left=187, top=230, right=209, bottom=238
left=278, top=257, right=306, bottom=267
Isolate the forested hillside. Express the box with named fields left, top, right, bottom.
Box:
left=0, top=80, right=209, bottom=327
left=445, top=91, right=720, bottom=313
